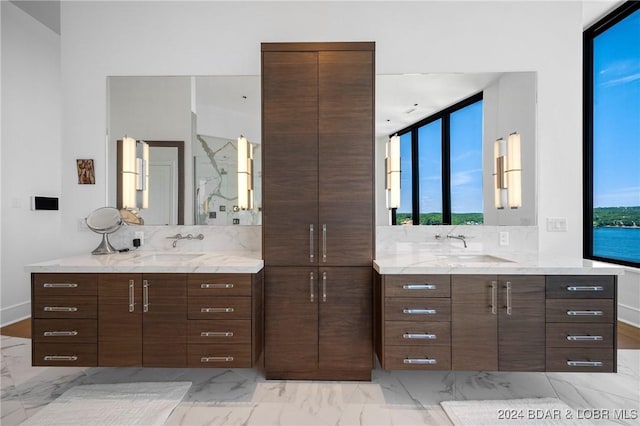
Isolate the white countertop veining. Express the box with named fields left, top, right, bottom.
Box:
left=373, top=245, right=624, bottom=275
left=25, top=251, right=264, bottom=274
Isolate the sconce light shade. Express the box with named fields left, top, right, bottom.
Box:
left=237, top=136, right=253, bottom=210
left=506, top=132, right=522, bottom=209
left=493, top=138, right=506, bottom=209
left=386, top=134, right=401, bottom=209
left=121, top=136, right=138, bottom=210
left=138, top=141, right=150, bottom=209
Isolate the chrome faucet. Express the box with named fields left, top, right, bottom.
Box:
left=447, top=234, right=467, bottom=248
left=166, top=233, right=205, bottom=248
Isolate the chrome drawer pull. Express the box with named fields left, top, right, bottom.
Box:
left=567, top=335, right=603, bottom=341
left=200, top=307, right=234, bottom=313
left=322, top=224, right=327, bottom=263
left=491, top=281, right=497, bottom=315
left=505, top=281, right=513, bottom=316
left=567, top=310, right=603, bottom=316
left=201, top=356, right=234, bottom=363
left=403, top=358, right=437, bottom=365
left=143, top=279, right=150, bottom=313
left=402, top=284, right=436, bottom=290
left=567, top=360, right=603, bottom=367
left=128, top=280, right=135, bottom=313
left=403, top=308, right=436, bottom=315
left=43, top=283, right=78, bottom=288
left=309, top=224, right=314, bottom=263
left=43, top=355, right=78, bottom=361
left=43, top=331, right=78, bottom=337
left=44, top=306, right=78, bottom=312
left=201, top=283, right=234, bottom=289
left=310, top=272, right=315, bottom=302
left=403, top=333, right=436, bottom=340
left=567, top=285, right=604, bottom=292
left=200, top=331, right=234, bottom=337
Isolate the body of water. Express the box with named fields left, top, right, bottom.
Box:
left=593, top=227, right=640, bottom=264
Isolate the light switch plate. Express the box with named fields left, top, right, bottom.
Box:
left=547, top=217, right=568, bottom=232
left=499, top=231, right=509, bottom=246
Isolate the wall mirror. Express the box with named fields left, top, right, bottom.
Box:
left=107, top=75, right=261, bottom=226
left=376, top=72, right=537, bottom=227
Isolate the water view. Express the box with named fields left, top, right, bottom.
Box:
left=593, top=227, right=640, bottom=264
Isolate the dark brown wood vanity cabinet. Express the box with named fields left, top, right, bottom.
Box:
left=451, top=275, right=546, bottom=371
left=31, top=273, right=98, bottom=366
left=98, top=273, right=187, bottom=367
left=545, top=275, right=616, bottom=372
left=262, top=42, right=375, bottom=380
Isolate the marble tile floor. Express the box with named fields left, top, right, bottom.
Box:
left=1, top=336, right=638, bottom=426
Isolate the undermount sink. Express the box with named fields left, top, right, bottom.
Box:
left=137, top=253, right=204, bottom=262
left=435, top=254, right=513, bottom=263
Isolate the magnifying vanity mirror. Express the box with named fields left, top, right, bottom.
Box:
left=86, top=207, right=123, bottom=254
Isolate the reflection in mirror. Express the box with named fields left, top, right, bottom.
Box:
left=107, top=76, right=261, bottom=226
left=376, top=72, right=537, bottom=226
left=85, top=207, right=122, bottom=255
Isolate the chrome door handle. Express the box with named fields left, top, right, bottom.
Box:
left=43, top=283, right=78, bottom=288
left=505, top=281, right=512, bottom=316
left=403, top=358, right=437, bottom=365
left=200, top=331, right=234, bottom=337
left=403, top=284, right=437, bottom=290
left=128, top=279, right=135, bottom=312
left=490, top=281, right=497, bottom=315
left=567, top=335, right=603, bottom=342
left=403, top=308, right=436, bottom=315
left=567, top=310, right=603, bottom=316
left=402, top=333, right=437, bottom=340
left=43, top=306, right=78, bottom=312
left=567, top=360, right=603, bottom=367
left=200, top=307, right=234, bottom=313
left=43, top=331, right=78, bottom=337
left=310, top=272, right=315, bottom=302
left=200, top=283, right=234, bottom=289
left=322, top=271, right=327, bottom=302
left=322, top=224, right=327, bottom=262
left=200, top=356, right=234, bottom=363
left=309, top=224, right=315, bottom=263
left=567, top=285, right=604, bottom=292
left=143, top=279, right=149, bottom=313
left=43, top=355, right=78, bottom=361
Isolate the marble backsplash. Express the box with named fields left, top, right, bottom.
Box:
left=106, top=224, right=536, bottom=258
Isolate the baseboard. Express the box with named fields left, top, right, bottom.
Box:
left=618, top=303, right=640, bottom=329
left=1, top=301, right=31, bottom=327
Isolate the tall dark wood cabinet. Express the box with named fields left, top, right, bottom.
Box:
left=262, top=42, right=375, bottom=380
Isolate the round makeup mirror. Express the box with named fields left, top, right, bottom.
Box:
left=85, top=207, right=123, bottom=255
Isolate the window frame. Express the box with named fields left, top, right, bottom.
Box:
left=392, top=92, right=483, bottom=225
left=583, top=0, right=640, bottom=268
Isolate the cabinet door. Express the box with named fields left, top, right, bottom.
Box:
left=262, top=51, right=319, bottom=266
left=498, top=276, right=546, bottom=371
left=98, top=274, right=143, bottom=366
left=318, top=267, right=372, bottom=371
left=318, top=50, right=374, bottom=266
left=142, top=274, right=187, bottom=367
left=264, top=267, right=318, bottom=372
left=451, top=275, right=498, bottom=370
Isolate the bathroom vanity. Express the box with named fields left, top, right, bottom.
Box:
left=373, top=253, right=621, bottom=373
left=27, top=252, right=263, bottom=369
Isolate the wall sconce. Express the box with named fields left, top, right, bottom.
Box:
left=237, top=135, right=253, bottom=210
left=494, top=132, right=522, bottom=209
left=119, top=137, right=149, bottom=210
left=385, top=134, right=401, bottom=209
left=136, top=140, right=149, bottom=209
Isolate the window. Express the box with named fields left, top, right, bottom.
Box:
left=584, top=1, right=640, bottom=267
left=392, top=93, right=483, bottom=225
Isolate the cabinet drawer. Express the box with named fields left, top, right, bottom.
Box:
left=33, top=343, right=97, bottom=366
left=188, top=296, right=251, bottom=320
left=546, top=299, right=614, bottom=323
left=546, top=276, right=614, bottom=299
left=546, top=323, right=614, bottom=349
left=385, top=298, right=451, bottom=322
left=546, top=348, right=614, bottom=372
left=188, top=344, right=251, bottom=368
left=188, top=274, right=252, bottom=297
left=33, top=319, right=97, bottom=343
left=385, top=275, right=450, bottom=298
left=187, top=320, right=251, bottom=345
left=33, top=273, right=97, bottom=296
left=383, top=346, right=451, bottom=370
left=33, top=296, right=97, bottom=319
left=384, top=321, right=450, bottom=346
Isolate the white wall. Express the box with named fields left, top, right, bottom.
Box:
left=1, top=2, right=62, bottom=325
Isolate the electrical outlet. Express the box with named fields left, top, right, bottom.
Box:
left=499, top=231, right=509, bottom=246
left=134, top=231, right=144, bottom=245
left=78, top=218, right=89, bottom=231
left=546, top=217, right=568, bottom=232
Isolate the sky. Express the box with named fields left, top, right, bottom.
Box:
left=593, top=8, right=640, bottom=208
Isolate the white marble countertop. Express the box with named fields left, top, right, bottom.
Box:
left=373, top=248, right=625, bottom=275
left=24, top=251, right=264, bottom=274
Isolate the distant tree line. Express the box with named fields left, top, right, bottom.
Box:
left=593, top=206, right=640, bottom=227
left=395, top=213, right=483, bottom=225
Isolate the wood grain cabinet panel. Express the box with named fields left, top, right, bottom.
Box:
left=546, top=299, right=615, bottom=323
left=33, top=319, right=97, bottom=344
left=33, top=343, right=97, bottom=367
left=546, top=275, right=615, bottom=299
left=187, top=274, right=252, bottom=297
left=33, top=273, right=97, bottom=296
left=384, top=275, right=451, bottom=298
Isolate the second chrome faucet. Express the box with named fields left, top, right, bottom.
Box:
left=166, top=233, right=205, bottom=248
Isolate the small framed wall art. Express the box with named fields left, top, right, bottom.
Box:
left=77, top=159, right=95, bottom=184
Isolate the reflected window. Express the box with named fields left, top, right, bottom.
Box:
left=418, top=120, right=443, bottom=224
